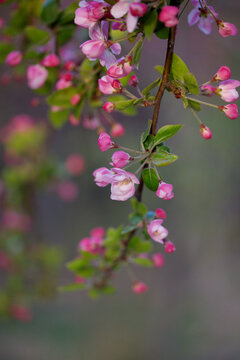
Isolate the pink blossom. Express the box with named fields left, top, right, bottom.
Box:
left=2, top=211, right=31, bottom=232
left=64, top=60, right=75, bottom=71
left=57, top=181, right=78, bottom=202
left=147, top=219, right=168, bottom=244
left=78, top=237, right=95, bottom=252
left=107, top=57, right=133, bottom=79
left=56, top=78, right=72, bottom=90
left=159, top=6, right=179, bottom=28
left=74, top=0, right=108, bottom=28
left=188, top=1, right=218, bottom=35
left=75, top=275, right=84, bottom=284
left=91, top=227, right=105, bottom=238
left=103, top=102, right=115, bottom=113
left=112, top=22, right=126, bottom=31
left=217, top=79, right=240, bottom=102
left=155, top=208, right=166, bottom=220
left=200, top=124, right=212, bottom=140
left=42, top=54, right=60, bottom=67
left=111, top=0, right=145, bottom=33
left=10, top=306, right=32, bottom=322
left=219, top=104, right=239, bottom=120
left=201, top=84, right=216, bottom=96
left=80, top=22, right=121, bottom=68
left=70, top=94, right=81, bottom=105
left=93, top=167, right=114, bottom=187
left=98, top=131, right=114, bottom=151
left=5, top=51, right=22, bottom=66
left=27, top=64, right=48, bottom=89
left=111, top=151, right=130, bottom=168
left=156, top=181, right=174, bottom=200
left=66, top=154, right=85, bottom=175
left=69, top=114, right=80, bottom=126
left=110, top=168, right=139, bottom=201
left=218, top=21, right=238, bottom=38
left=129, top=75, right=138, bottom=88
left=83, top=116, right=100, bottom=129
left=98, top=75, right=122, bottom=94
left=132, top=282, right=148, bottom=294
left=164, top=240, right=176, bottom=253
left=213, top=66, right=231, bottom=81
left=152, top=253, right=165, bottom=268
left=130, top=2, right=147, bottom=17
left=110, top=123, right=125, bottom=137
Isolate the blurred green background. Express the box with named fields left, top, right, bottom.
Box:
left=0, top=1, right=240, bottom=359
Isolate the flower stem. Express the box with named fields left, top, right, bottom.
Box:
left=185, top=96, right=219, bottom=109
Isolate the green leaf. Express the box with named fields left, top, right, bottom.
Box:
left=132, top=37, right=144, bottom=69
left=155, top=65, right=164, bottom=75
left=142, top=168, right=159, bottom=191
left=133, top=257, right=153, bottom=267
left=121, top=225, right=137, bottom=235
left=0, top=43, right=14, bottom=62
left=66, top=258, right=94, bottom=278
left=170, top=53, right=189, bottom=81
left=41, top=0, right=59, bottom=25
left=49, top=109, right=70, bottom=128
left=184, top=73, right=199, bottom=95
left=115, top=99, right=135, bottom=111
left=25, top=26, right=50, bottom=45
left=128, top=237, right=152, bottom=253
left=152, top=151, right=178, bottom=167
left=188, top=99, right=201, bottom=111
left=131, top=199, right=147, bottom=216
left=47, top=87, right=78, bottom=108
left=59, top=283, right=85, bottom=292
left=56, top=25, right=75, bottom=45
left=104, top=226, right=123, bottom=246
left=155, top=26, right=169, bottom=39
left=143, top=134, right=155, bottom=150
left=153, top=124, right=183, bottom=147
left=142, top=78, right=161, bottom=96
left=143, top=10, right=158, bottom=41
left=129, top=214, right=142, bottom=225
left=100, top=285, right=115, bottom=295
left=141, top=119, right=152, bottom=146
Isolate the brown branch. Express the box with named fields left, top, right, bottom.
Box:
left=94, top=0, right=180, bottom=290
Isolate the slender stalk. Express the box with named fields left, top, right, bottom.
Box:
left=186, top=96, right=219, bottom=109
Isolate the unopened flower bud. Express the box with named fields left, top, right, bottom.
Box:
left=6, top=51, right=22, bottom=66
left=164, top=241, right=176, bottom=253
left=129, top=75, right=138, bottom=87
left=218, top=104, right=239, bottom=119
left=98, top=131, right=114, bottom=151
left=130, top=3, right=148, bottom=17
left=70, top=94, right=81, bottom=105
left=218, top=21, right=238, bottom=38
left=155, top=208, right=167, bottom=220
left=213, top=66, right=231, bottom=81
left=110, top=123, right=125, bottom=137
left=152, top=253, right=165, bottom=268
left=103, top=102, right=115, bottom=113
left=200, top=124, right=212, bottom=140
left=132, top=282, right=148, bottom=294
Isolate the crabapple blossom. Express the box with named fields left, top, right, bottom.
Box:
left=159, top=6, right=179, bottom=28
left=213, top=66, right=231, bottom=81
left=66, top=154, right=85, bottom=175
left=5, top=51, right=22, bottom=66
left=107, top=57, right=133, bottom=79
left=129, top=3, right=147, bottom=18
left=152, top=253, right=165, bottom=268
left=74, top=0, right=108, bottom=28
left=93, top=167, right=114, bottom=187
left=80, top=22, right=121, bottom=68
left=98, top=132, right=115, bottom=151
left=75, top=275, right=84, bottom=284
left=2, top=211, right=31, bottom=232
left=70, top=94, right=81, bottom=105
left=56, top=76, right=72, bottom=90
left=27, top=64, right=48, bottom=89
left=219, top=104, right=239, bottom=120
left=188, top=0, right=218, bottom=35
left=103, top=102, right=115, bottom=113
left=132, top=282, right=148, bottom=294
left=129, top=75, right=138, bottom=87
left=10, top=306, right=32, bottom=322
left=155, top=208, right=167, bottom=220
left=110, top=123, right=125, bottom=137
left=217, top=79, right=240, bottom=102
left=200, top=124, right=212, bottom=140
left=164, top=241, right=176, bottom=254
left=147, top=219, right=168, bottom=244
left=57, top=181, right=78, bottom=202
left=111, top=0, right=146, bottom=33
left=111, top=151, right=131, bottom=168
left=83, top=116, right=100, bottom=129
left=98, top=75, right=122, bottom=94
left=90, top=227, right=105, bottom=238
left=218, top=21, right=238, bottom=38
left=41, top=54, right=60, bottom=67
left=69, top=114, right=80, bottom=126
left=156, top=182, right=174, bottom=200
left=201, top=84, right=216, bottom=96
left=110, top=168, right=139, bottom=201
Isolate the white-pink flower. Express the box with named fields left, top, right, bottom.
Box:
left=147, top=219, right=168, bottom=244
left=156, top=181, right=174, bottom=200
left=219, top=104, right=239, bottom=120
left=218, top=21, right=238, bottom=38
left=98, top=131, right=114, bottom=151
left=110, top=168, right=139, bottom=201
left=93, top=167, right=114, bottom=187
left=98, top=75, right=122, bottom=94
left=111, top=0, right=146, bottom=33
left=111, top=151, right=130, bottom=168
left=188, top=0, right=218, bottom=35
left=27, top=64, right=48, bottom=89
left=80, top=21, right=121, bottom=68
left=213, top=66, right=231, bottom=81
left=42, top=53, right=60, bottom=67
left=217, top=79, right=240, bottom=102
left=74, top=0, right=108, bottom=28
left=5, top=51, right=22, bottom=66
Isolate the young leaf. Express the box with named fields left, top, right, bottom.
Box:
left=59, top=283, right=85, bottom=292
left=142, top=168, right=159, bottom=191
left=49, top=109, right=70, bottom=128
left=155, top=65, right=164, bottom=75
left=132, top=37, right=144, bottom=69
left=25, top=26, right=50, bottom=45
left=133, top=257, right=153, bottom=267
left=128, top=236, right=152, bottom=253
left=153, top=124, right=183, bottom=147
left=47, top=87, right=78, bottom=107
left=141, top=119, right=152, bottom=145
left=0, top=43, right=14, bottom=62
left=152, top=151, right=178, bottom=167
left=143, top=10, right=158, bottom=41
left=114, top=99, right=135, bottom=110
left=188, top=99, right=201, bottom=111
left=142, top=78, right=161, bottom=96
left=131, top=199, right=147, bottom=216
left=184, top=73, right=199, bottom=95
left=170, top=53, right=189, bottom=81
left=41, top=0, right=59, bottom=25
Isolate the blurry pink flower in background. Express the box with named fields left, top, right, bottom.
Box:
left=5, top=51, right=22, bottom=66
left=27, top=64, right=48, bottom=89
left=57, top=181, right=78, bottom=202
left=66, top=154, right=85, bottom=175
left=2, top=211, right=31, bottom=232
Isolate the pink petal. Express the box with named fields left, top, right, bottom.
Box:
left=188, top=8, right=200, bottom=26
left=110, top=42, right=121, bottom=55
left=126, top=12, right=138, bottom=33
left=111, top=1, right=129, bottom=18
left=198, top=17, right=212, bottom=35
left=100, top=49, right=117, bottom=69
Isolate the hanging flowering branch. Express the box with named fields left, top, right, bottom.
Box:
left=0, top=0, right=238, bottom=301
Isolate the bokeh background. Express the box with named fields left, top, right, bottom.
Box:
left=0, top=1, right=240, bottom=359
